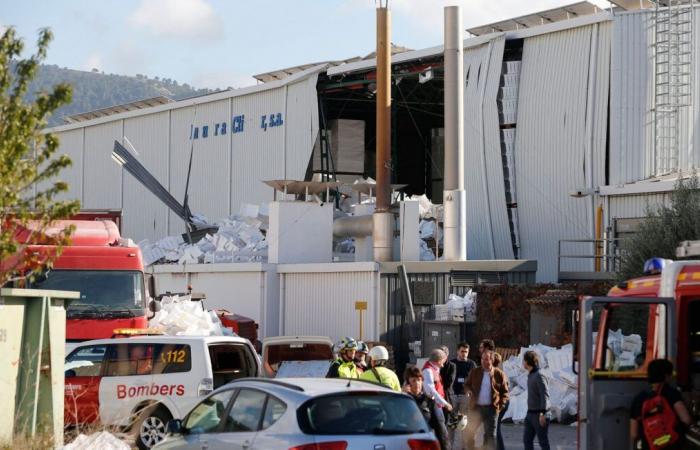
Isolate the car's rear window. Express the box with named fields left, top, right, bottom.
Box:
left=297, top=392, right=430, bottom=435
left=266, top=343, right=333, bottom=365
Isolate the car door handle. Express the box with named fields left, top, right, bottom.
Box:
left=201, top=439, right=208, bottom=450
left=242, top=440, right=251, bottom=449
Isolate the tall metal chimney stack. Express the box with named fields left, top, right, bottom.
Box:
left=443, top=5, right=467, bottom=261
left=373, top=2, right=393, bottom=262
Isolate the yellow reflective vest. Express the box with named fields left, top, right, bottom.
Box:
left=360, top=366, right=401, bottom=392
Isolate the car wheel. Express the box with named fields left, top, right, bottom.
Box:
left=134, top=405, right=171, bottom=450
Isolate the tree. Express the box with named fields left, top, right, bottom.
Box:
left=618, top=176, right=700, bottom=280
left=0, top=27, right=80, bottom=286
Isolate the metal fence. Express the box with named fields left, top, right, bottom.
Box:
left=557, top=239, right=623, bottom=277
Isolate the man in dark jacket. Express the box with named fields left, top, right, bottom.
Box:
left=440, top=345, right=457, bottom=405
left=523, top=350, right=550, bottom=450
left=450, top=343, right=476, bottom=449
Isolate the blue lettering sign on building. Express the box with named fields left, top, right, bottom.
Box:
left=189, top=112, right=282, bottom=139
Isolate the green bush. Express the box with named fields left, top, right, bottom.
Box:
left=618, top=176, right=700, bottom=280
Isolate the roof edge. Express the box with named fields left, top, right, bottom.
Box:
left=44, top=63, right=328, bottom=134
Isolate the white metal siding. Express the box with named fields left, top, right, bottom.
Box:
left=45, top=68, right=322, bottom=242
left=169, top=99, right=231, bottom=233
left=150, top=263, right=279, bottom=337
left=285, top=75, right=320, bottom=181
left=515, top=25, right=610, bottom=282
left=610, top=8, right=700, bottom=184
left=610, top=11, right=655, bottom=184
left=83, top=121, right=123, bottom=209
left=281, top=269, right=379, bottom=343
left=463, top=35, right=513, bottom=260
left=123, top=112, right=170, bottom=241
left=46, top=128, right=83, bottom=202
left=230, top=88, right=286, bottom=214
left=609, top=193, right=670, bottom=219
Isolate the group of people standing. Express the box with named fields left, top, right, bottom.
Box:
left=402, top=340, right=550, bottom=450
left=325, top=336, right=401, bottom=392
left=325, top=336, right=551, bottom=450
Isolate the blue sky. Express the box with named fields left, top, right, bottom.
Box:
left=1, top=0, right=611, bottom=90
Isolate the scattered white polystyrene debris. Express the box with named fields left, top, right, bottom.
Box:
left=149, top=294, right=234, bottom=336
left=503, top=343, right=580, bottom=424
left=62, top=431, right=130, bottom=450
left=139, top=204, right=269, bottom=266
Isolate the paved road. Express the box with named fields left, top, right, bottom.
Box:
left=463, top=422, right=578, bottom=450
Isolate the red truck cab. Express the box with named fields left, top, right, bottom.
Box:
left=576, top=260, right=700, bottom=449
left=13, top=220, right=149, bottom=353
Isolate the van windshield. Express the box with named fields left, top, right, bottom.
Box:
left=29, top=270, right=145, bottom=317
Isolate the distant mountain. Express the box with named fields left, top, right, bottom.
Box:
left=27, top=64, right=216, bottom=126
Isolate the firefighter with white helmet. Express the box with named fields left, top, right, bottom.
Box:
left=326, top=337, right=360, bottom=379
left=360, top=345, right=401, bottom=391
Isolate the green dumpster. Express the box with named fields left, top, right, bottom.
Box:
left=0, top=288, right=79, bottom=448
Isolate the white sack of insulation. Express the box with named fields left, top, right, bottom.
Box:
left=149, top=295, right=233, bottom=336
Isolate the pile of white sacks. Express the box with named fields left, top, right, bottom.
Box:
left=138, top=204, right=268, bottom=266
left=62, top=431, right=130, bottom=450
left=501, top=329, right=643, bottom=423
left=501, top=344, right=578, bottom=424
left=148, top=294, right=232, bottom=336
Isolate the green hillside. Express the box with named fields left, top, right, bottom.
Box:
left=28, top=64, right=215, bottom=126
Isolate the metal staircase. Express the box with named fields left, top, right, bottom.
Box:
left=652, top=0, right=696, bottom=175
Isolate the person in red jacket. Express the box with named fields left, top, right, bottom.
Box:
left=423, top=348, right=453, bottom=450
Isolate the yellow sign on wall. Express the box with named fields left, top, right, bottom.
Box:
left=355, top=301, right=367, bottom=311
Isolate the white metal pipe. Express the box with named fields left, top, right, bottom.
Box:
left=443, top=5, right=467, bottom=261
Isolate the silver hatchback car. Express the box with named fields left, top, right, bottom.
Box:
left=154, top=377, right=439, bottom=450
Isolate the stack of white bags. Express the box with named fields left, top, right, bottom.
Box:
left=148, top=294, right=232, bottom=336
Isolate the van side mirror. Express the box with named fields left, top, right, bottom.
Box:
left=167, top=419, right=183, bottom=435
left=148, top=299, right=161, bottom=314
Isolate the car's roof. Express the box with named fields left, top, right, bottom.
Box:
left=222, top=377, right=397, bottom=400
left=74, top=335, right=252, bottom=347
left=262, top=336, right=333, bottom=346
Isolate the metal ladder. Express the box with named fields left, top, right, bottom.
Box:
left=652, top=0, right=695, bottom=175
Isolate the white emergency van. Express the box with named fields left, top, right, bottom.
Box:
left=64, top=335, right=261, bottom=449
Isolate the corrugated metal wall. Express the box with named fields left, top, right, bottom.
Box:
left=463, top=35, right=514, bottom=260
left=515, top=24, right=611, bottom=282
left=51, top=69, right=321, bottom=241
left=280, top=269, right=379, bottom=343
left=83, top=121, right=123, bottom=209
left=609, top=193, right=671, bottom=219
left=123, top=112, right=170, bottom=241
left=610, top=8, right=700, bottom=184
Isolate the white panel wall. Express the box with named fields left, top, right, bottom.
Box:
left=285, top=75, right=320, bottom=181
left=231, top=88, right=286, bottom=214
left=46, top=68, right=322, bottom=242
left=463, top=35, right=513, bottom=260
left=83, top=121, right=123, bottom=209
left=123, top=112, right=170, bottom=241
left=515, top=25, right=610, bottom=282
left=47, top=128, right=83, bottom=202
left=150, top=263, right=280, bottom=337
left=169, top=99, right=231, bottom=230
left=609, top=193, right=670, bottom=219
left=610, top=10, right=655, bottom=184
left=611, top=8, right=700, bottom=184
left=279, top=263, right=379, bottom=343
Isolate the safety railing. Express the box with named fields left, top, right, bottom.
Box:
left=557, top=239, right=623, bottom=280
